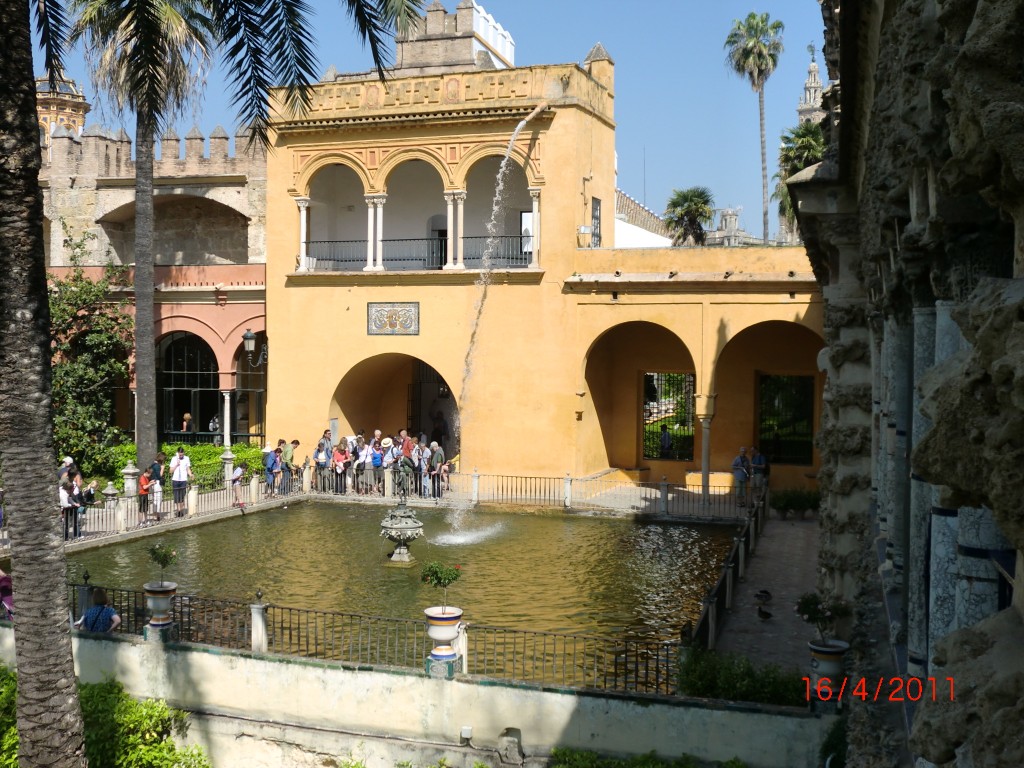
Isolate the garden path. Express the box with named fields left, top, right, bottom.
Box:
left=715, top=513, right=820, bottom=673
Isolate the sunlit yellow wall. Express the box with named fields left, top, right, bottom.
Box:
left=264, top=60, right=824, bottom=486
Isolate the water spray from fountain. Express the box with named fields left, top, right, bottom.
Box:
left=453, top=102, right=548, bottom=464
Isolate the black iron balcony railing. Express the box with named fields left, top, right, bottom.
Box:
left=309, top=240, right=366, bottom=271
left=381, top=238, right=446, bottom=271
left=462, top=236, right=531, bottom=268
left=304, top=235, right=532, bottom=272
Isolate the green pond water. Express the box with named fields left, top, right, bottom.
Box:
left=67, top=501, right=736, bottom=642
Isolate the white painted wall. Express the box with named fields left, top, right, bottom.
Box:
left=614, top=219, right=672, bottom=248
left=0, top=627, right=833, bottom=768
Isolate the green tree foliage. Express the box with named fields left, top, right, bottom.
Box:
left=0, top=664, right=210, bottom=767
left=772, top=121, right=825, bottom=233
left=48, top=223, right=134, bottom=476
left=724, top=11, right=785, bottom=245
left=664, top=186, right=715, bottom=246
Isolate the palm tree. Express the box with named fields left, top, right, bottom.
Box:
left=1, top=1, right=420, bottom=764
left=773, top=120, right=824, bottom=236
left=664, top=186, right=715, bottom=246
left=0, top=1, right=90, bottom=762
left=72, top=0, right=217, bottom=469
left=725, top=11, right=785, bottom=246
left=71, top=0, right=422, bottom=467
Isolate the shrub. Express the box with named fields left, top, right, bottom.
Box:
left=769, top=488, right=821, bottom=514
left=548, top=748, right=698, bottom=768
left=677, top=648, right=805, bottom=707
left=101, top=442, right=265, bottom=491
left=0, top=664, right=210, bottom=767
left=819, top=714, right=848, bottom=767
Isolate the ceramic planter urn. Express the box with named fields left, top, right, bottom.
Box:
left=424, top=606, right=463, bottom=661
left=144, top=581, right=178, bottom=628
left=808, top=638, right=850, bottom=682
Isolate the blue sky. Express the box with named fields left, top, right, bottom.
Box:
left=42, top=0, right=826, bottom=239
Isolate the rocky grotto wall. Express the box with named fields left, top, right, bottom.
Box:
left=791, top=1, right=1024, bottom=766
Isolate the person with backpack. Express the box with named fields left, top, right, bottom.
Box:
left=750, top=445, right=770, bottom=501
left=74, top=588, right=120, bottom=633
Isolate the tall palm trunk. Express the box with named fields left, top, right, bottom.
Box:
left=134, top=112, right=158, bottom=465
left=0, top=0, right=88, bottom=764
left=758, top=87, right=769, bottom=245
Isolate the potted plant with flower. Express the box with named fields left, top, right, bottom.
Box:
left=797, top=590, right=852, bottom=684
left=144, top=542, right=179, bottom=629
left=421, top=561, right=463, bottom=662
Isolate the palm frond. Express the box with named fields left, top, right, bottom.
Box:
left=260, top=0, right=318, bottom=119
left=343, top=0, right=391, bottom=80
left=210, top=0, right=281, bottom=148
left=34, top=0, right=70, bottom=85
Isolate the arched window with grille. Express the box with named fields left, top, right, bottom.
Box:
left=157, top=332, right=220, bottom=444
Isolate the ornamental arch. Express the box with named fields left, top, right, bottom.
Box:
left=711, top=320, right=825, bottom=485
left=330, top=353, right=459, bottom=455
left=583, top=321, right=697, bottom=476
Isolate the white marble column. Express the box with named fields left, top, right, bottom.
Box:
left=870, top=314, right=885, bottom=536
left=443, top=191, right=457, bottom=269
left=455, top=191, right=466, bottom=267
left=890, top=318, right=913, bottom=583
left=221, top=390, right=232, bottom=447
left=295, top=196, right=310, bottom=271
left=907, top=305, right=935, bottom=677
left=927, top=301, right=960, bottom=658
left=950, top=294, right=1012, bottom=627
left=373, top=195, right=386, bottom=271
left=364, top=195, right=376, bottom=271
left=529, top=187, right=541, bottom=268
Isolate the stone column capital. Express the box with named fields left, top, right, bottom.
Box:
left=364, top=194, right=387, bottom=207
left=528, top=187, right=542, bottom=199
left=294, top=196, right=310, bottom=209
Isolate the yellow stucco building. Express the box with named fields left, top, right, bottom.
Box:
left=264, top=1, right=823, bottom=490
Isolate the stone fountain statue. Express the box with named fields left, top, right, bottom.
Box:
left=379, top=477, right=424, bottom=567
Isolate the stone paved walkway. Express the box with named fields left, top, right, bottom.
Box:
left=715, top=514, right=820, bottom=672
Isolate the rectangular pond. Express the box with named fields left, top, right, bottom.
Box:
left=68, top=501, right=737, bottom=643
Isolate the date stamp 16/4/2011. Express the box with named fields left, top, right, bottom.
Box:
left=804, top=677, right=956, bottom=703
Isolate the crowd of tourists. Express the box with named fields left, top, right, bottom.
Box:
left=265, top=427, right=455, bottom=501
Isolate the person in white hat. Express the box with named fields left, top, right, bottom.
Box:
left=58, top=456, right=75, bottom=483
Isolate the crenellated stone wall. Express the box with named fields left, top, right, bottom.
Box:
left=40, top=124, right=267, bottom=267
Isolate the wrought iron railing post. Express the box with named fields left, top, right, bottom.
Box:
left=250, top=590, right=268, bottom=653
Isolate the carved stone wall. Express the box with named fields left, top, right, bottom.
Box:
left=790, top=0, right=1024, bottom=765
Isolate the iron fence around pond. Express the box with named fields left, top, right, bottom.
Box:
left=464, top=625, right=680, bottom=694
left=68, top=582, right=682, bottom=695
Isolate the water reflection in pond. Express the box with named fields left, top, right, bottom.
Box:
left=68, top=502, right=736, bottom=642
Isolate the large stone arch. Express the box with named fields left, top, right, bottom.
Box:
left=155, top=314, right=235, bottom=378
left=582, top=321, right=697, bottom=479
left=711, top=320, right=825, bottom=487
left=293, top=152, right=372, bottom=197
left=329, top=353, right=459, bottom=455
left=98, top=195, right=249, bottom=266
left=454, top=143, right=541, bottom=189
left=376, top=147, right=453, bottom=191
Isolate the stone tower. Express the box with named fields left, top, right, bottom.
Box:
left=796, top=46, right=825, bottom=125
left=35, top=76, right=90, bottom=146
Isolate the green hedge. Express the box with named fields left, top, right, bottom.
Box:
left=549, top=748, right=747, bottom=768
left=677, top=648, right=805, bottom=707
left=102, top=443, right=266, bottom=491
left=0, top=664, right=210, bottom=767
